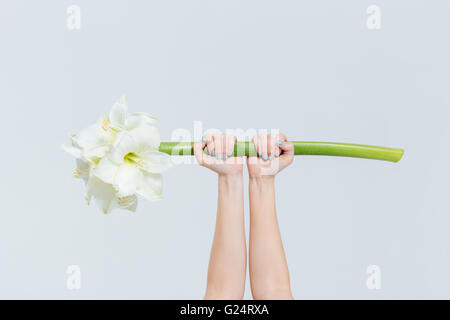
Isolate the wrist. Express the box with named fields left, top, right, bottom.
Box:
left=219, top=173, right=243, bottom=183
left=248, top=175, right=275, bottom=202
left=218, top=173, right=244, bottom=199
left=249, top=175, right=275, bottom=184
left=249, top=175, right=275, bottom=194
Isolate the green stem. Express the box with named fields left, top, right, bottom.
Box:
left=158, top=141, right=404, bottom=162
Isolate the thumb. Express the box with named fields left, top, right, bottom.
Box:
left=193, top=141, right=206, bottom=166
left=279, top=141, right=294, bottom=167
left=279, top=141, right=294, bottom=155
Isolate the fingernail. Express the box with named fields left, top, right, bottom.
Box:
left=263, top=154, right=268, bottom=161
left=217, top=154, right=221, bottom=160
left=205, top=146, right=209, bottom=154
left=201, top=136, right=206, bottom=142
left=227, top=152, right=232, bottom=157
left=269, top=155, right=274, bottom=161
left=275, top=150, right=280, bottom=157
left=277, top=140, right=284, bottom=146
left=211, top=151, right=215, bottom=157
left=258, top=151, right=262, bottom=157
left=222, top=155, right=226, bottom=160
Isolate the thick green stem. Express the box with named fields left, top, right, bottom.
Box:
left=158, top=141, right=404, bottom=162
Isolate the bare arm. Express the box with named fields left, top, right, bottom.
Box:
left=194, top=134, right=246, bottom=300
left=247, top=133, right=294, bottom=300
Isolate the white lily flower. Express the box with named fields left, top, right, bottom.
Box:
left=63, top=95, right=170, bottom=213
left=63, top=142, right=138, bottom=214
left=94, top=125, right=172, bottom=201
left=70, top=95, right=158, bottom=161
left=85, top=174, right=138, bottom=214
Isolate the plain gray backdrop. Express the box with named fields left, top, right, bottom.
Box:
left=0, top=0, right=449, bottom=299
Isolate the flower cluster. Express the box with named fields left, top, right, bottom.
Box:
left=63, top=96, right=172, bottom=213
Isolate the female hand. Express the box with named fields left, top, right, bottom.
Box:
left=194, top=133, right=244, bottom=176
left=247, top=133, right=294, bottom=178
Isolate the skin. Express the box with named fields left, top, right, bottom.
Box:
left=194, top=134, right=246, bottom=299
left=247, top=133, right=294, bottom=300
left=194, top=133, right=294, bottom=300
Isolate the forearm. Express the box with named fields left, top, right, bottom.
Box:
left=205, top=174, right=246, bottom=299
left=248, top=176, right=292, bottom=299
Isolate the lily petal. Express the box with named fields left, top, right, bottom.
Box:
left=138, top=150, right=172, bottom=173
left=126, top=199, right=138, bottom=212
left=108, top=131, right=138, bottom=164
left=128, top=125, right=160, bottom=152
left=82, top=145, right=110, bottom=161
left=109, top=95, right=128, bottom=127
left=113, top=162, right=143, bottom=197
left=116, top=194, right=138, bottom=212
left=136, top=172, right=163, bottom=201
left=62, top=144, right=82, bottom=159
left=76, top=158, right=91, bottom=182
left=94, top=157, right=119, bottom=184
left=125, top=112, right=158, bottom=129
left=85, top=176, right=117, bottom=214
left=75, top=115, right=116, bottom=159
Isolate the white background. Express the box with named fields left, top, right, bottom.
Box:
left=0, top=0, right=449, bottom=299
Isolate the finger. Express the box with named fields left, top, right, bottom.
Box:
left=205, top=134, right=215, bottom=158
left=274, top=133, right=285, bottom=158
left=279, top=140, right=294, bottom=156
left=274, top=139, right=281, bottom=158
left=279, top=141, right=294, bottom=169
left=279, top=133, right=287, bottom=142
left=220, top=134, right=228, bottom=160
left=214, top=134, right=224, bottom=160
left=252, top=136, right=259, bottom=157
left=225, top=135, right=236, bottom=159
left=268, top=134, right=277, bottom=161
left=249, top=136, right=259, bottom=165
left=259, top=134, right=268, bottom=161
left=277, top=134, right=287, bottom=151
left=193, top=141, right=206, bottom=166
